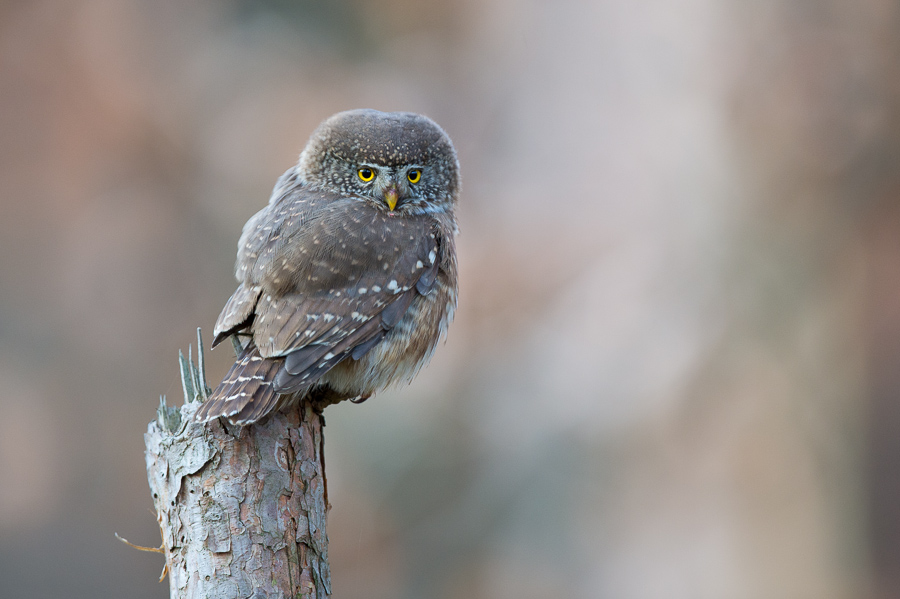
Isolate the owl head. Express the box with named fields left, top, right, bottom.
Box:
left=298, top=109, right=460, bottom=216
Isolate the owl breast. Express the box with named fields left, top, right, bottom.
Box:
left=321, top=252, right=457, bottom=395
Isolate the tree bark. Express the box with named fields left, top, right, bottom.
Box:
left=145, top=333, right=331, bottom=598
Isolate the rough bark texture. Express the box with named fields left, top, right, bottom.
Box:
left=145, top=392, right=331, bottom=598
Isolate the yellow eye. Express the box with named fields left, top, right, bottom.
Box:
left=358, top=168, right=376, bottom=182
left=407, top=169, right=422, bottom=184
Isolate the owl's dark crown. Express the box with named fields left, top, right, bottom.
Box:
left=307, top=109, right=455, bottom=167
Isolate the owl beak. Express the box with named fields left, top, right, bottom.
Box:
left=384, top=188, right=399, bottom=211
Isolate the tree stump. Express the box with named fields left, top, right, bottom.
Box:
left=144, top=330, right=331, bottom=598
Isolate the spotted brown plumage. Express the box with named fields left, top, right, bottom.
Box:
left=196, top=110, right=459, bottom=425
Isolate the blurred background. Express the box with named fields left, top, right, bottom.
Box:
left=0, top=0, right=898, bottom=597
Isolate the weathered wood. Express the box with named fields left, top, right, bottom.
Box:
left=145, top=332, right=330, bottom=598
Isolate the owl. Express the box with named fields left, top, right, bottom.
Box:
left=196, top=109, right=459, bottom=425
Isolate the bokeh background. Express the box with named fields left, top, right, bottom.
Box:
left=1, top=0, right=899, bottom=597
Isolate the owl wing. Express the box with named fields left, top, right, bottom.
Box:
left=212, top=169, right=328, bottom=346
left=199, top=184, right=441, bottom=424
left=259, top=222, right=439, bottom=395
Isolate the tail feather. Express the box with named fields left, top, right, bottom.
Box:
left=195, top=342, right=283, bottom=425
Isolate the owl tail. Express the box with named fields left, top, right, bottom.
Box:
left=195, top=341, right=286, bottom=425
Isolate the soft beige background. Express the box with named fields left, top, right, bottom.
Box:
left=1, top=1, right=898, bottom=598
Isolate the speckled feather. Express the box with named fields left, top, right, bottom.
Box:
left=196, top=110, right=459, bottom=425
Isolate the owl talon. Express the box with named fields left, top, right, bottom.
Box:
left=350, top=394, right=371, bottom=404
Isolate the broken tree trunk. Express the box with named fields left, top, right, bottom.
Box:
left=144, top=330, right=331, bottom=598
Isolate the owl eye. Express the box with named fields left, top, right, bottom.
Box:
left=407, top=169, right=422, bottom=184
left=358, top=168, right=376, bottom=182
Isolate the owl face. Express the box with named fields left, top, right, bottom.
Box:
left=298, top=109, right=459, bottom=216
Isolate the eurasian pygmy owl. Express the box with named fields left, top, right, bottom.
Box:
left=196, top=109, right=459, bottom=425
